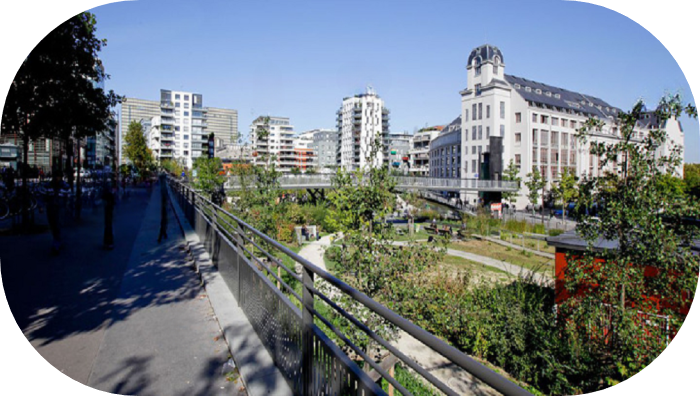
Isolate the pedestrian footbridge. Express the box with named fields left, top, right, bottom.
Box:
left=225, top=174, right=519, bottom=193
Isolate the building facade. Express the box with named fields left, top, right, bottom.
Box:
left=336, top=87, right=390, bottom=170
left=459, top=44, right=684, bottom=208
left=307, top=129, right=338, bottom=170
left=251, top=116, right=297, bottom=172
left=408, top=127, right=441, bottom=176
left=430, top=117, right=462, bottom=179
left=388, top=131, right=412, bottom=173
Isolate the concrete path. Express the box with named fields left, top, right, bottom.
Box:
left=2, top=185, right=246, bottom=396
left=297, top=234, right=333, bottom=272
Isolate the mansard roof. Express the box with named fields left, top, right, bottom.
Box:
left=504, top=74, right=621, bottom=119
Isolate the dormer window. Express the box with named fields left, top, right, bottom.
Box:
left=514, top=83, right=521, bottom=89
left=525, top=86, right=532, bottom=92
left=535, top=89, right=542, bottom=94
left=475, top=57, right=482, bottom=76
left=493, top=56, right=500, bottom=75
left=554, top=93, right=561, bottom=99
left=545, top=91, right=552, bottom=97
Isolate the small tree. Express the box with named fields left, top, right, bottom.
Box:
left=551, top=167, right=578, bottom=226
left=192, top=156, right=224, bottom=196
left=123, top=120, right=154, bottom=179
left=525, top=166, right=546, bottom=222
left=502, top=159, right=522, bottom=207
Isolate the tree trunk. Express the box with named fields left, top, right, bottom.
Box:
left=75, top=137, right=82, bottom=219
left=67, top=137, right=74, bottom=193
left=21, top=134, right=30, bottom=230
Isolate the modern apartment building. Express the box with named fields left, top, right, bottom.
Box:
left=121, top=90, right=238, bottom=167
left=459, top=44, right=685, bottom=208
left=251, top=116, right=297, bottom=172
left=308, top=129, right=338, bottom=170
left=336, top=87, right=390, bottom=170
left=408, top=127, right=441, bottom=176
left=388, top=132, right=412, bottom=173
left=430, top=117, right=462, bottom=180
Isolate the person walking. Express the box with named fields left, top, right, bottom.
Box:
left=103, top=179, right=116, bottom=249
left=158, top=174, right=168, bottom=243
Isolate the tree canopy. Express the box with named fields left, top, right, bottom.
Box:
left=123, top=120, right=154, bottom=177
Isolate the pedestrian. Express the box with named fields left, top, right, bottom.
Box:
left=103, top=179, right=116, bottom=249
left=158, top=174, right=168, bottom=243
left=47, top=176, right=61, bottom=254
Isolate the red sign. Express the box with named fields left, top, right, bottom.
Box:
left=490, top=203, right=502, bottom=211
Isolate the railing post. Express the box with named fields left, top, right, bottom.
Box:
left=302, top=265, right=315, bottom=396
left=236, top=221, right=244, bottom=306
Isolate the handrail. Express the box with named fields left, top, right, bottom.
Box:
left=169, top=177, right=532, bottom=396
left=224, top=174, right=520, bottom=192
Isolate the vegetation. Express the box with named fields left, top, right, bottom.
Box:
left=502, top=159, right=522, bottom=205
left=192, top=156, right=225, bottom=196
left=525, top=165, right=546, bottom=221
left=2, top=12, right=119, bottom=224
left=562, top=94, right=700, bottom=388
left=551, top=167, right=578, bottom=223
left=684, top=163, right=700, bottom=199
left=123, top=120, right=155, bottom=180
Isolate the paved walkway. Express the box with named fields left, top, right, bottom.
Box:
left=297, top=234, right=333, bottom=272
left=1, top=184, right=246, bottom=396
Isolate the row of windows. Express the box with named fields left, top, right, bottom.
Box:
left=523, top=112, right=579, bottom=129
left=531, top=130, right=576, bottom=148
left=532, top=148, right=577, bottom=165
left=174, top=94, right=190, bottom=101
left=467, top=101, right=506, bottom=121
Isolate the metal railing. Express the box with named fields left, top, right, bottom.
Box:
left=168, top=177, right=531, bottom=396
left=224, top=174, right=520, bottom=192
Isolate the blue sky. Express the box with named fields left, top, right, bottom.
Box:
left=90, top=0, right=698, bottom=162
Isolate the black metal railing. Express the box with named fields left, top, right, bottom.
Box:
left=168, top=178, right=532, bottom=396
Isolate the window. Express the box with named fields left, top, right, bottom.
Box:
left=515, top=113, right=522, bottom=123
left=465, top=109, right=469, bottom=122
left=478, top=146, right=482, bottom=156
left=493, top=62, right=499, bottom=75
left=532, top=129, right=538, bottom=145
left=475, top=84, right=482, bottom=96
left=515, top=133, right=522, bottom=144
left=175, top=94, right=180, bottom=100
left=472, top=160, right=477, bottom=173
left=541, top=115, right=549, bottom=124
left=478, top=125, right=483, bottom=139
left=472, top=104, right=477, bottom=120
left=184, top=150, right=189, bottom=156
left=175, top=102, right=181, bottom=108
left=174, top=126, right=180, bottom=132
left=500, top=125, right=505, bottom=136
left=551, top=131, right=559, bottom=146
left=184, top=111, right=190, bottom=117
left=540, top=148, right=548, bottom=164
left=184, top=126, right=189, bottom=132
left=532, top=113, right=538, bottom=123
left=472, top=146, right=476, bottom=154
left=184, top=134, right=189, bottom=140
left=184, top=143, right=189, bottom=149
left=486, top=145, right=490, bottom=152
left=570, top=120, right=576, bottom=130
left=541, top=130, right=549, bottom=146
left=515, top=154, right=521, bottom=165
left=486, top=127, right=490, bottom=139
left=184, top=103, right=190, bottom=109
left=561, top=118, right=567, bottom=128
left=500, top=102, right=506, bottom=119
left=184, top=95, right=189, bottom=101
left=561, top=133, right=568, bottom=147
left=478, top=103, right=483, bottom=120
left=486, top=105, right=491, bottom=119
left=552, top=117, right=559, bottom=126
left=472, top=126, right=477, bottom=140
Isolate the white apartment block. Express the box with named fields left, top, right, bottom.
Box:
left=121, top=90, right=238, bottom=168
left=459, top=44, right=684, bottom=209
left=251, top=116, right=297, bottom=172
left=336, top=87, right=390, bottom=170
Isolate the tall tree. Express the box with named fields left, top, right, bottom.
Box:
left=563, top=95, right=699, bottom=386
left=683, top=163, right=700, bottom=199
left=2, top=12, right=119, bottom=225
left=192, top=156, right=225, bottom=196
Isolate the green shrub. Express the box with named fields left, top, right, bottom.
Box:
left=531, top=223, right=546, bottom=234
left=548, top=228, right=564, bottom=237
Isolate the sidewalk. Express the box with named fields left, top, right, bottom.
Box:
left=1, top=185, right=245, bottom=395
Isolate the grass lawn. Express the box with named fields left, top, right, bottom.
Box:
left=439, top=254, right=510, bottom=281
left=448, top=239, right=554, bottom=275
left=497, top=232, right=555, bottom=254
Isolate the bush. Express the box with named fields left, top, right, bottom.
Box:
left=416, top=209, right=440, bottom=221
left=548, top=228, right=564, bottom=237
left=276, top=222, right=295, bottom=243
left=531, top=223, right=546, bottom=235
